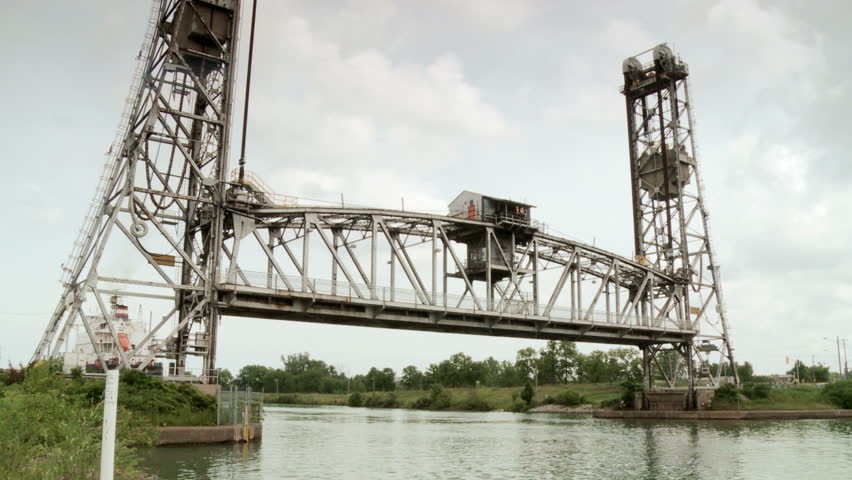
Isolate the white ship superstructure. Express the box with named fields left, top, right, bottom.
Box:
left=62, top=296, right=162, bottom=375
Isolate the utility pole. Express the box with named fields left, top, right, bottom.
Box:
left=843, top=338, right=849, bottom=380
left=795, top=360, right=800, bottom=384
left=837, top=337, right=843, bottom=382
left=811, top=355, right=815, bottom=383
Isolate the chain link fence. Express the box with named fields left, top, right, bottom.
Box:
left=218, top=386, right=264, bottom=425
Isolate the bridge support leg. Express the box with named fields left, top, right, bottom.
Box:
left=641, top=345, right=652, bottom=410
left=685, top=342, right=696, bottom=409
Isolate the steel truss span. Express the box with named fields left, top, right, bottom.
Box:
left=31, top=1, right=735, bottom=401
left=214, top=207, right=695, bottom=347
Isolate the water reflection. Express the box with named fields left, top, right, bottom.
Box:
left=146, top=406, right=852, bottom=479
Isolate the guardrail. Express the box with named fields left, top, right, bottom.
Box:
left=219, top=269, right=689, bottom=332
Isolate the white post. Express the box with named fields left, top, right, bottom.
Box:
left=100, top=369, right=119, bottom=480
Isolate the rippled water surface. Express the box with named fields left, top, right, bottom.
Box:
left=146, top=405, right=852, bottom=479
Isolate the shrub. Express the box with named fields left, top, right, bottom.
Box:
left=742, top=383, right=771, bottom=400
left=347, top=392, right=364, bottom=407
left=822, top=381, right=852, bottom=409
left=271, top=394, right=301, bottom=405
left=431, top=392, right=451, bottom=410
left=554, top=390, right=585, bottom=407
left=620, top=381, right=640, bottom=408
left=458, top=392, right=492, bottom=411
left=363, top=393, right=399, bottom=408
left=428, top=384, right=451, bottom=410
left=377, top=393, right=399, bottom=408
left=4, top=363, right=26, bottom=385
left=412, top=396, right=432, bottom=409
left=69, top=367, right=84, bottom=382
left=520, top=381, right=534, bottom=405
left=510, top=399, right=528, bottom=412
left=715, top=383, right=740, bottom=402
left=0, top=363, right=158, bottom=478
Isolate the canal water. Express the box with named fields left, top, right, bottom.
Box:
left=146, top=405, right=852, bottom=479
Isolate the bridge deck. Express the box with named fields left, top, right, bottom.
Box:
left=217, top=275, right=695, bottom=346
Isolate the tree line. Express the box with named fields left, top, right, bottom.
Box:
left=221, top=341, right=651, bottom=393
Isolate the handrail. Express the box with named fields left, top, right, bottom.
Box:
left=230, top=168, right=298, bottom=207
left=217, top=268, right=692, bottom=333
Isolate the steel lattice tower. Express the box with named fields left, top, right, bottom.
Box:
left=32, top=0, right=241, bottom=378
left=622, top=45, right=738, bottom=394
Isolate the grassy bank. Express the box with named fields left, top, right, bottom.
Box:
left=0, top=361, right=217, bottom=479
left=712, top=384, right=840, bottom=411
left=266, top=381, right=852, bottom=413
left=265, top=383, right=623, bottom=411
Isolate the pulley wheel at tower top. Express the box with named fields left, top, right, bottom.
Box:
left=637, top=145, right=695, bottom=200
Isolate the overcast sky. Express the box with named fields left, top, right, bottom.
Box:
left=1, top=0, right=850, bottom=376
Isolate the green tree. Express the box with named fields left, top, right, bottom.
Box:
left=607, top=348, right=642, bottom=384
left=494, top=360, right=524, bottom=387
left=737, top=361, right=755, bottom=383
left=477, top=356, right=503, bottom=386
left=365, top=367, right=396, bottom=391
left=577, top=350, right=609, bottom=383
left=537, top=344, right=559, bottom=385
left=538, top=341, right=580, bottom=384
left=448, top=352, right=477, bottom=386
left=217, top=368, right=234, bottom=389
left=235, top=364, right=270, bottom=390
left=401, top=366, right=424, bottom=390
left=516, top=347, right=539, bottom=383
left=787, top=361, right=830, bottom=383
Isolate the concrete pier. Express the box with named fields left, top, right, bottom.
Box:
left=593, top=410, right=852, bottom=420
left=158, top=423, right=263, bottom=445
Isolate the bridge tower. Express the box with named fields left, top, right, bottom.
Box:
left=31, top=5, right=732, bottom=402
left=31, top=0, right=242, bottom=380
left=622, top=45, right=738, bottom=397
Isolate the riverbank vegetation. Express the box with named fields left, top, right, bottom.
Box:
left=266, top=382, right=623, bottom=412
left=232, top=341, right=645, bottom=395
left=248, top=342, right=850, bottom=413
left=0, top=360, right=216, bottom=479
left=712, top=381, right=852, bottom=411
